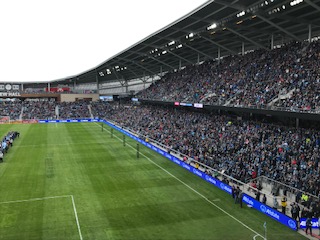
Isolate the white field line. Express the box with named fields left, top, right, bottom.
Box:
left=71, top=195, right=83, bottom=240
left=0, top=194, right=83, bottom=240
left=0, top=195, right=71, bottom=204
left=253, top=234, right=266, bottom=240
left=95, top=122, right=264, bottom=239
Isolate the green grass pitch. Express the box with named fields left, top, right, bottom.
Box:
left=0, top=122, right=307, bottom=240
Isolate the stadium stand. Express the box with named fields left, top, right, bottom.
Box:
left=138, top=40, right=320, bottom=113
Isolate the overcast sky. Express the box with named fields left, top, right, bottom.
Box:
left=0, top=0, right=208, bottom=83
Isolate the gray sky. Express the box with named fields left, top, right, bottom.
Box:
left=0, top=0, right=208, bottom=83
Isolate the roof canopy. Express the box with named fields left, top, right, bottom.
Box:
left=28, top=0, right=320, bottom=86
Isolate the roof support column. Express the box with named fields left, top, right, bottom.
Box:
left=143, top=72, right=146, bottom=90
left=48, top=82, right=50, bottom=92
left=218, top=47, right=221, bottom=63
left=160, top=66, right=163, bottom=77
left=96, top=72, right=99, bottom=93
left=21, top=84, right=24, bottom=91
left=308, top=24, right=312, bottom=43
left=125, top=80, right=128, bottom=94
left=179, top=59, right=182, bottom=70
left=242, top=42, right=245, bottom=56
left=271, top=34, right=274, bottom=50
left=197, top=54, right=200, bottom=65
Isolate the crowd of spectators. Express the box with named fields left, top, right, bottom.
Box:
left=0, top=101, right=23, bottom=120
left=137, top=40, right=320, bottom=111
left=0, top=100, right=92, bottom=120
left=90, top=103, right=320, bottom=200
left=58, top=101, right=91, bottom=119
left=22, top=101, right=57, bottom=120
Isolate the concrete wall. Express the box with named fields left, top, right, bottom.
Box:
left=60, top=93, right=99, bottom=102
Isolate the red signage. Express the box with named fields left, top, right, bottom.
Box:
left=45, top=87, right=70, bottom=92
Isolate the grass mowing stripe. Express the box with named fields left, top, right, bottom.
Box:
left=94, top=122, right=265, bottom=239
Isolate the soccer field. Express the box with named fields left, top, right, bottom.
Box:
left=0, top=122, right=306, bottom=240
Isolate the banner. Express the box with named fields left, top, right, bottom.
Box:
left=300, top=218, right=319, bottom=229
left=38, top=119, right=98, bottom=123
left=45, top=87, right=70, bottom=92
left=242, top=193, right=297, bottom=230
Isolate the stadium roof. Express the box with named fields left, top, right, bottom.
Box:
left=47, top=0, right=320, bottom=85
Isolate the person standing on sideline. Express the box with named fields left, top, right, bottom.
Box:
left=290, top=202, right=300, bottom=228
left=262, top=194, right=267, bottom=204
left=305, top=217, right=312, bottom=235
left=281, top=195, right=287, bottom=214
left=273, top=195, right=279, bottom=210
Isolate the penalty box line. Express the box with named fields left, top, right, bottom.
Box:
left=0, top=195, right=83, bottom=240
left=95, top=122, right=265, bottom=239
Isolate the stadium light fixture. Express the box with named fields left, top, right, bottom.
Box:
left=236, top=11, right=245, bottom=18
left=186, top=33, right=194, bottom=39
left=290, top=0, right=303, bottom=6
left=168, top=40, right=175, bottom=46
left=207, top=23, right=217, bottom=30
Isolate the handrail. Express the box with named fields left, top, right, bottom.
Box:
left=254, top=175, right=319, bottom=201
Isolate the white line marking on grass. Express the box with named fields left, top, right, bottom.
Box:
left=0, top=195, right=71, bottom=205
left=0, top=195, right=84, bottom=240
left=71, top=195, right=83, bottom=240
left=95, top=123, right=264, bottom=239
left=211, top=198, right=221, bottom=202
left=253, top=234, right=266, bottom=240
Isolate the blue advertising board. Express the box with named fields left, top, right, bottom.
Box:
left=300, top=218, right=319, bottom=229
left=242, top=194, right=297, bottom=230
left=39, top=119, right=98, bottom=123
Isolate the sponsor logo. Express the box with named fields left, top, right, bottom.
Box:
left=265, top=209, right=280, bottom=220
left=205, top=175, right=217, bottom=185
left=173, top=158, right=181, bottom=165
left=288, top=220, right=297, bottom=229
left=219, top=183, right=232, bottom=193
left=182, top=163, right=191, bottom=170
left=243, top=196, right=254, bottom=206
left=193, top=169, right=203, bottom=177
left=260, top=205, right=267, bottom=213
